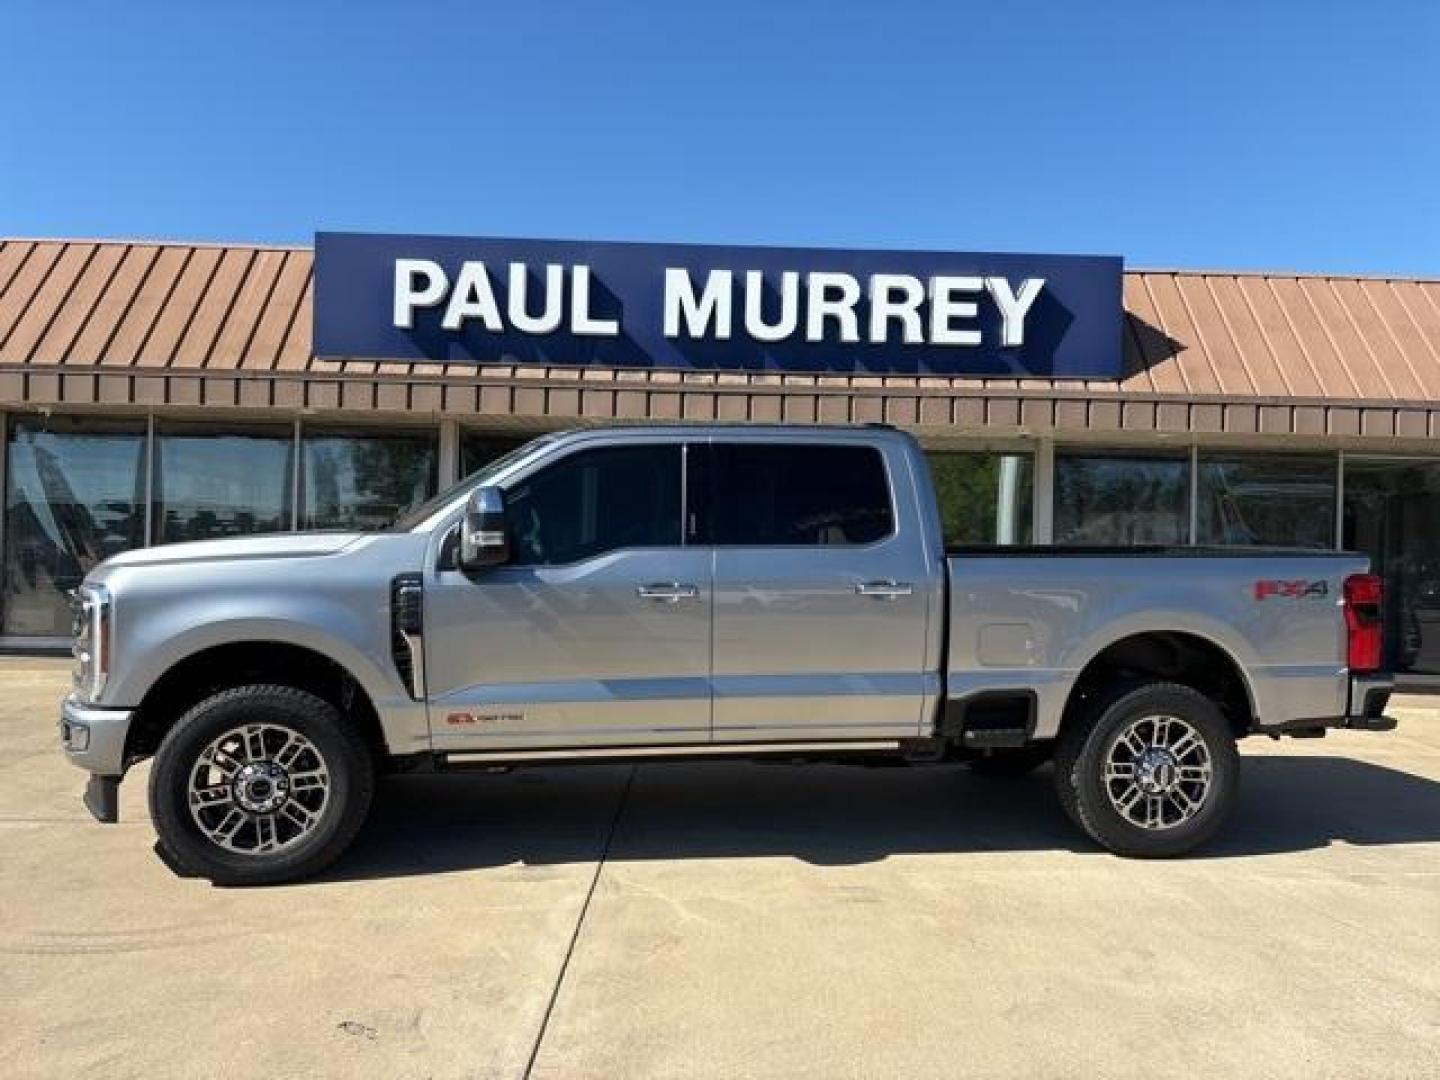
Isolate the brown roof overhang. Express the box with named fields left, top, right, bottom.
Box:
left=2, top=238, right=1438, bottom=441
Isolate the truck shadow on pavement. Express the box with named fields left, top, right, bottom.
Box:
left=317, top=754, right=1440, bottom=882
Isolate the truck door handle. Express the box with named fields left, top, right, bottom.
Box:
left=637, top=582, right=700, bottom=602
left=856, top=580, right=913, bottom=599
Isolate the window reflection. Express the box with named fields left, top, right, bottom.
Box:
left=1055, top=454, right=1189, bottom=545
left=154, top=426, right=294, bottom=543
left=1344, top=460, right=1440, bottom=675
left=301, top=431, right=438, bottom=530
left=708, top=444, right=892, bottom=546
left=507, top=445, right=681, bottom=564
left=1197, top=454, right=1335, bottom=548
left=927, top=451, right=1033, bottom=546
left=461, top=433, right=528, bottom=478
left=3, top=419, right=146, bottom=636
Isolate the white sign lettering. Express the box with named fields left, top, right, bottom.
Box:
left=392, top=259, right=1045, bottom=347
left=393, top=259, right=448, bottom=329
left=744, top=269, right=798, bottom=342
left=664, top=268, right=733, bottom=340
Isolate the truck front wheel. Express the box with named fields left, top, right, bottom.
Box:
left=148, top=685, right=374, bottom=885
left=1054, top=682, right=1238, bottom=857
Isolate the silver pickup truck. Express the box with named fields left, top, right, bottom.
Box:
left=61, top=424, right=1396, bottom=884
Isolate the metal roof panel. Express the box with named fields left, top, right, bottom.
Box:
left=0, top=240, right=1436, bottom=437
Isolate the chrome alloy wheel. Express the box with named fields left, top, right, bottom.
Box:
left=1101, top=714, right=1213, bottom=830
left=187, top=723, right=331, bottom=855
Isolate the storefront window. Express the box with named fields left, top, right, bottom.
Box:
left=926, top=451, right=1033, bottom=546
left=1343, top=459, right=1440, bottom=676
left=1197, top=453, right=1335, bottom=548
left=300, top=429, right=438, bottom=530
left=461, top=432, right=529, bottom=478
left=153, top=425, right=295, bottom=543
left=3, top=418, right=147, bottom=636
left=1055, top=453, right=1189, bottom=546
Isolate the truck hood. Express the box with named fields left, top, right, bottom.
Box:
left=100, top=532, right=367, bottom=570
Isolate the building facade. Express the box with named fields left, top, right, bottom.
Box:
left=2, top=237, right=1440, bottom=682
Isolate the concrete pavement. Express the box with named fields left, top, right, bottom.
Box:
left=2, top=658, right=1437, bottom=1078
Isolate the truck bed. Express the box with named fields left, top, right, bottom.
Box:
left=945, top=545, right=1356, bottom=557
left=942, top=547, right=1369, bottom=739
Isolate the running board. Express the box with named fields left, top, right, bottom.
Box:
left=443, top=740, right=902, bottom=766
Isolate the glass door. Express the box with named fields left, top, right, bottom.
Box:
left=3, top=418, right=147, bottom=637
left=1342, top=458, right=1440, bottom=676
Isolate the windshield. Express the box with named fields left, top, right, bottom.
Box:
left=388, top=434, right=557, bottom=531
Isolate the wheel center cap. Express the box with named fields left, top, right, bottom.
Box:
left=1135, top=748, right=1179, bottom=794
left=233, top=761, right=290, bottom=813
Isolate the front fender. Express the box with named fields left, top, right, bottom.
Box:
left=105, top=606, right=429, bottom=755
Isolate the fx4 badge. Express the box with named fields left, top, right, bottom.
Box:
left=445, top=711, right=524, bottom=726
left=1253, top=579, right=1329, bottom=601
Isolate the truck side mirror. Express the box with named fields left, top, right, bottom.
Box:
left=459, top=486, right=509, bottom=571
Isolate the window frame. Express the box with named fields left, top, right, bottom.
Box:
left=298, top=425, right=440, bottom=532
left=1193, top=449, right=1338, bottom=550
left=924, top=447, right=1036, bottom=547
left=1, top=415, right=149, bottom=638
left=1052, top=448, right=1193, bottom=548
left=150, top=420, right=297, bottom=544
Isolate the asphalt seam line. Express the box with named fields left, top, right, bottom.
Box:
left=521, top=763, right=638, bottom=1080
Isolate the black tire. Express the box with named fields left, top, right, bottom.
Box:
left=969, top=744, right=1052, bottom=779
left=1053, top=681, right=1238, bottom=858
left=148, top=684, right=374, bottom=885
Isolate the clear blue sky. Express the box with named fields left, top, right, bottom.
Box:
left=3, top=1, right=1437, bottom=275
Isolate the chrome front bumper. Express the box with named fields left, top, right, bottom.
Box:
left=59, top=696, right=133, bottom=777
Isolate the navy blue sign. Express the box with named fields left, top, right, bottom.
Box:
left=313, top=231, right=1122, bottom=378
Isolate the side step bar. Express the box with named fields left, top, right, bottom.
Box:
left=444, top=740, right=903, bottom=766
left=960, top=727, right=1029, bottom=750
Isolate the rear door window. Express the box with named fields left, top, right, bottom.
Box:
left=706, top=443, right=893, bottom=546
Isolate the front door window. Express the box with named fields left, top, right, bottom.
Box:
left=505, top=444, right=681, bottom=565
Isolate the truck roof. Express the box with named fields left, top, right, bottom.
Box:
left=549, top=421, right=910, bottom=441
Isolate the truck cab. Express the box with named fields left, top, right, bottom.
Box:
left=420, top=426, right=940, bottom=752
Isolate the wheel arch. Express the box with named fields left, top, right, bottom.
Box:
left=126, top=640, right=388, bottom=767
left=1059, top=629, right=1258, bottom=740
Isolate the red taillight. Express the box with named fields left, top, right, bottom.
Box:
left=1343, top=573, right=1383, bottom=673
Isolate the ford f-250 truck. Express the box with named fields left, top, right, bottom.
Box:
left=61, top=424, right=1397, bottom=884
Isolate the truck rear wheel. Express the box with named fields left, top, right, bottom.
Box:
left=1054, top=682, right=1238, bottom=857
left=148, top=685, right=374, bottom=885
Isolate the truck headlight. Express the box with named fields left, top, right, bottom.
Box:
left=72, top=583, right=111, bottom=702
